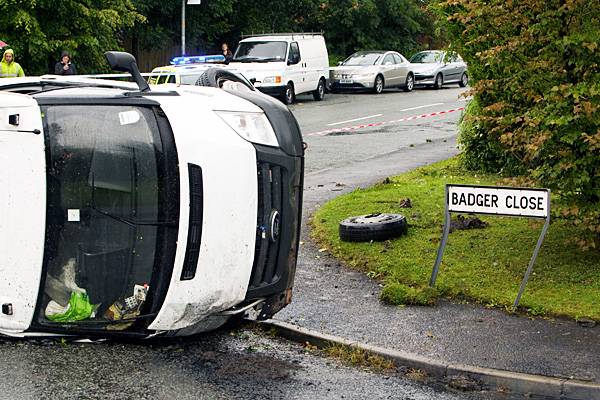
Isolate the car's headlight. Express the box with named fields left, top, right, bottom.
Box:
left=262, top=76, right=282, bottom=84
left=215, top=111, right=279, bottom=147
left=333, top=73, right=342, bottom=79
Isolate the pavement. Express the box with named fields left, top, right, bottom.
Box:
left=278, top=89, right=600, bottom=399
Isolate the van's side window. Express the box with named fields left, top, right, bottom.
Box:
left=288, top=42, right=300, bottom=64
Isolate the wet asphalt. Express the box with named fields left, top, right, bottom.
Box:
left=281, top=88, right=600, bottom=384
left=0, top=328, right=499, bottom=400
left=0, top=87, right=504, bottom=399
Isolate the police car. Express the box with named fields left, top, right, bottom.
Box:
left=0, top=52, right=303, bottom=338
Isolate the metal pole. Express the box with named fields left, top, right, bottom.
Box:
left=181, top=0, right=186, bottom=55
left=513, top=191, right=551, bottom=308
left=430, top=185, right=451, bottom=287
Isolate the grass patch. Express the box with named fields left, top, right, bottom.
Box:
left=380, top=283, right=438, bottom=306
left=311, top=157, right=600, bottom=320
left=325, top=344, right=395, bottom=372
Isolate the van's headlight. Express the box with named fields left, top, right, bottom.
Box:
left=262, top=76, right=282, bottom=84
left=215, top=111, right=279, bottom=147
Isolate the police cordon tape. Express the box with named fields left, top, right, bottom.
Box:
left=305, top=107, right=465, bottom=137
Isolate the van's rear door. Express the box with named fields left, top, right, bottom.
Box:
left=0, top=93, right=45, bottom=333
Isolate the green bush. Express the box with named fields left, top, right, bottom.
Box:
left=435, top=0, right=600, bottom=248
left=457, top=98, right=522, bottom=173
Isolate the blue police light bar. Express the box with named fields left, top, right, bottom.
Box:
left=170, top=54, right=226, bottom=65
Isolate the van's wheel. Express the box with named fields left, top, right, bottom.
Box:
left=339, top=213, right=408, bottom=242
left=459, top=72, right=469, bottom=87
left=433, top=73, right=443, bottom=89
left=195, top=68, right=254, bottom=90
left=313, top=78, right=326, bottom=101
left=281, top=83, right=295, bottom=105
left=403, top=73, right=414, bottom=92
left=373, top=75, right=384, bottom=94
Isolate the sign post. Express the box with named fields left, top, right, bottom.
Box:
left=181, top=0, right=202, bottom=56
left=429, top=184, right=550, bottom=308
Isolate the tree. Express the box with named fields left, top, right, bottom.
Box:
left=435, top=0, right=600, bottom=248
left=0, top=0, right=144, bottom=75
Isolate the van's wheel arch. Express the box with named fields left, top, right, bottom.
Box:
left=373, top=74, right=384, bottom=94
left=313, top=78, right=326, bottom=101
left=281, top=82, right=295, bottom=105
left=195, top=68, right=253, bottom=90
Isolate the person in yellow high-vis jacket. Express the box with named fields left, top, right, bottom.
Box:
left=0, top=49, right=25, bottom=78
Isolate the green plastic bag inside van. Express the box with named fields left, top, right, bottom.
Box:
left=47, top=292, right=94, bottom=322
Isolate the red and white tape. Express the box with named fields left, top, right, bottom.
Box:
left=305, top=107, right=465, bottom=137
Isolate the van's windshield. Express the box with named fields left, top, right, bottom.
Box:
left=233, top=41, right=288, bottom=62
left=39, top=105, right=171, bottom=329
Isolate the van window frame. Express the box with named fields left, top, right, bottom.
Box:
left=288, top=42, right=301, bottom=65
left=30, top=99, right=180, bottom=335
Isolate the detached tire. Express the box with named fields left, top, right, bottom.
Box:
left=339, top=213, right=408, bottom=242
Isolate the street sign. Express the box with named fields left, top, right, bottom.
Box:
left=430, top=184, right=551, bottom=308
left=448, top=185, right=549, bottom=218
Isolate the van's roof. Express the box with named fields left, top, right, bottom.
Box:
left=240, top=33, right=324, bottom=43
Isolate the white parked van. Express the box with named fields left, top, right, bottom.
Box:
left=229, top=33, right=329, bottom=104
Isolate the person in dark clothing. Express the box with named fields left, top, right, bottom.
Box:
left=221, top=43, right=233, bottom=64
left=54, top=51, right=77, bottom=75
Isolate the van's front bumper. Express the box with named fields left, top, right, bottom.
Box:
left=253, top=83, right=287, bottom=97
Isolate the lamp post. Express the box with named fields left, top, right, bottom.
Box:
left=182, top=0, right=202, bottom=55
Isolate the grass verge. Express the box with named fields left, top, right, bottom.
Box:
left=311, top=157, right=600, bottom=320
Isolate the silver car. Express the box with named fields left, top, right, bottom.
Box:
left=330, top=51, right=414, bottom=94
left=409, top=50, right=468, bottom=89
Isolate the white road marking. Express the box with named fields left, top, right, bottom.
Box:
left=327, top=114, right=383, bottom=126
left=399, top=103, right=444, bottom=112
left=306, top=107, right=465, bottom=137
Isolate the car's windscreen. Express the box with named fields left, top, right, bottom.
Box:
left=342, top=53, right=383, bottom=66
left=233, top=41, right=288, bottom=62
left=40, top=105, right=166, bottom=329
left=409, top=52, right=443, bottom=63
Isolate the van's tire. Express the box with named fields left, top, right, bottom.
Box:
left=459, top=72, right=468, bottom=87
left=313, top=78, right=326, bottom=101
left=195, top=68, right=253, bottom=90
left=433, top=73, right=443, bottom=89
left=403, top=73, right=414, bottom=92
left=373, top=75, right=384, bottom=94
left=339, top=213, right=408, bottom=242
left=281, top=83, right=295, bottom=105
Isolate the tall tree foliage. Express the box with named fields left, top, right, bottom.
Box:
left=435, top=0, right=600, bottom=248
left=0, top=0, right=144, bottom=75
left=129, top=0, right=439, bottom=58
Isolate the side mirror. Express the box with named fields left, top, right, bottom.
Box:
left=337, top=61, right=343, bottom=66
left=104, top=51, right=150, bottom=92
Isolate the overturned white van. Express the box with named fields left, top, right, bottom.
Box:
left=229, top=33, right=330, bottom=104
left=0, top=52, right=303, bottom=338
